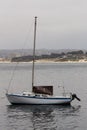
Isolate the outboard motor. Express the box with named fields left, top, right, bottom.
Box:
left=72, top=93, right=81, bottom=101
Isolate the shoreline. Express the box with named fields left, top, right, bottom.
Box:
left=0, top=59, right=87, bottom=64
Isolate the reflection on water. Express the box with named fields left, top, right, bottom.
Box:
left=6, top=105, right=81, bottom=130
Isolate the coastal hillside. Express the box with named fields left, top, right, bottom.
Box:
left=0, top=49, right=87, bottom=62
left=11, top=50, right=87, bottom=62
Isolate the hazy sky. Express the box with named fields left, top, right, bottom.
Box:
left=0, top=0, right=87, bottom=49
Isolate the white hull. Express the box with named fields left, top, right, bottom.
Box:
left=6, top=93, right=72, bottom=105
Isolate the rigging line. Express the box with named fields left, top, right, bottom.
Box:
left=20, top=22, right=34, bottom=57
left=7, top=21, right=34, bottom=93
left=7, top=62, right=19, bottom=93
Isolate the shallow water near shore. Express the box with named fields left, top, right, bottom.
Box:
left=0, top=62, right=87, bottom=130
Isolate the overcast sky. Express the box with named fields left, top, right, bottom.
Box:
left=0, top=0, right=87, bottom=50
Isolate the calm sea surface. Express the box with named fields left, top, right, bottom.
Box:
left=0, top=62, right=87, bottom=130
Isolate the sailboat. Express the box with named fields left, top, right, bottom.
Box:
left=6, top=17, right=80, bottom=105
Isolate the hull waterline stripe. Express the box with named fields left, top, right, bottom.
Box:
left=7, top=94, right=71, bottom=100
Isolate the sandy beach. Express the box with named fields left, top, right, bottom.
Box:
left=0, top=59, right=87, bottom=64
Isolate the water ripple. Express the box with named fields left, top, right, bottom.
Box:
left=3, top=105, right=81, bottom=130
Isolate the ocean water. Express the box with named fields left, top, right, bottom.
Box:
left=0, top=62, right=87, bottom=130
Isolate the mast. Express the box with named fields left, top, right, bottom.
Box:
left=32, top=16, right=37, bottom=91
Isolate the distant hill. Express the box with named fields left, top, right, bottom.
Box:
left=11, top=50, right=87, bottom=62
left=0, top=49, right=86, bottom=59
left=0, top=49, right=87, bottom=62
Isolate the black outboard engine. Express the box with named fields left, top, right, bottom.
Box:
left=72, top=94, right=81, bottom=101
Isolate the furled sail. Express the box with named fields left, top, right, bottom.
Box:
left=33, top=86, right=53, bottom=95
